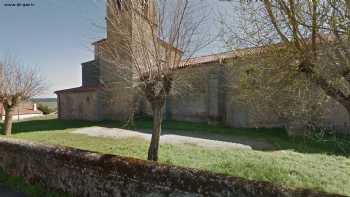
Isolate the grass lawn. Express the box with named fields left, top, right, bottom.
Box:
left=1, top=115, right=350, bottom=196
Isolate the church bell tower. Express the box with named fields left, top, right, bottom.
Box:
left=106, top=0, right=157, bottom=43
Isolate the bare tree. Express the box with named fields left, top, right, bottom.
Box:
left=101, top=0, right=209, bottom=161
left=223, top=0, right=350, bottom=131
left=0, top=58, right=44, bottom=136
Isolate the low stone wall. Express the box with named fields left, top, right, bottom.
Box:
left=0, top=138, right=344, bottom=197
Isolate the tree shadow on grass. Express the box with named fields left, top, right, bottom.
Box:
left=2, top=116, right=128, bottom=135
left=2, top=117, right=350, bottom=157
left=128, top=118, right=350, bottom=157
left=135, top=127, right=279, bottom=151
left=1, top=118, right=98, bottom=134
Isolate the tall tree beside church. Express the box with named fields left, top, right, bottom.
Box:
left=0, top=58, right=44, bottom=135
left=224, top=0, right=350, bottom=127
left=102, top=0, right=208, bottom=161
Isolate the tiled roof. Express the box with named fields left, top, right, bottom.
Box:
left=55, top=86, right=102, bottom=94
left=183, top=34, right=338, bottom=67
left=92, top=38, right=107, bottom=45
left=90, top=37, right=268, bottom=68
left=82, top=60, right=97, bottom=67
left=158, top=38, right=183, bottom=53
left=179, top=46, right=268, bottom=68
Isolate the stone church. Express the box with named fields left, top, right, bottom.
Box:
left=55, top=0, right=349, bottom=132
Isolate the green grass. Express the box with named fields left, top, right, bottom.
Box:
left=1, top=115, right=350, bottom=196
left=131, top=118, right=350, bottom=156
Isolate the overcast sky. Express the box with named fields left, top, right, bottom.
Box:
left=0, top=0, right=234, bottom=97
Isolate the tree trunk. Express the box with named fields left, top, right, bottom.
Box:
left=3, top=108, right=14, bottom=136
left=147, top=102, right=163, bottom=161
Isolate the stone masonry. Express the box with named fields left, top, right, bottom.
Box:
left=55, top=0, right=350, bottom=134
left=0, top=137, right=345, bottom=197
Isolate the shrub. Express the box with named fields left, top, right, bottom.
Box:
left=37, top=104, right=54, bottom=115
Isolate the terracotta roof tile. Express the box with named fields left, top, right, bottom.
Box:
left=180, top=46, right=268, bottom=68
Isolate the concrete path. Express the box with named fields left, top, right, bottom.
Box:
left=0, top=185, right=26, bottom=197
left=73, top=126, right=274, bottom=150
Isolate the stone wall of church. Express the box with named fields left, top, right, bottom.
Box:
left=58, top=91, right=100, bottom=121
left=97, top=58, right=136, bottom=121
left=223, top=63, right=251, bottom=128
left=222, top=59, right=284, bottom=128
left=158, top=59, right=350, bottom=132
left=320, top=99, right=350, bottom=135
left=82, top=60, right=100, bottom=87
left=98, top=87, right=137, bottom=121
left=224, top=58, right=350, bottom=132
left=136, top=62, right=272, bottom=127
left=57, top=0, right=350, bottom=133
left=65, top=52, right=350, bottom=134
left=165, top=63, right=254, bottom=127
left=161, top=64, right=224, bottom=123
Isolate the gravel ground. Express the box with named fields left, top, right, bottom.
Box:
left=73, top=126, right=254, bottom=150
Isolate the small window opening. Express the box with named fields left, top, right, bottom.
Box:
left=141, top=0, right=149, bottom=16
left=116, top=0, right=123, bottom=10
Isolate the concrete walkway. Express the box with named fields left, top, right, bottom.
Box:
left=73, top=126, right=274, bottom=150
left=0, top=185, right=26, bottom=197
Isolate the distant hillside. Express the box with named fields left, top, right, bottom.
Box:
left=32, top=98, right=57, bottom=103
left=32, top=98, right=57, bottom=109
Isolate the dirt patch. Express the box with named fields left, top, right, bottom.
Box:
left=72, top=127, right=274, bottom=150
